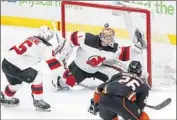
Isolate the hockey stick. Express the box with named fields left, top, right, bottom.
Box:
left=79, top=83, right=172, bottom=110
left=145, top=98, right=172, bottom=110
left=52, top=19, right=66, bottom=55
left=52, top=19, right=60, bottom=43
left=79, top=83, right=97, bottom=90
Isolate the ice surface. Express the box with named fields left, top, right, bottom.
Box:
left=1, top=25, right=176, bottom=119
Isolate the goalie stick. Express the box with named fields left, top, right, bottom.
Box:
left=52, top=19, right=67, bottom=68
left=79, top=83, right=97, bottom=90
left=52, top=19, right=66, bottom=55
left=52, top=19, right=60, bottom=43
left=79, top=83, right=172, bottom=110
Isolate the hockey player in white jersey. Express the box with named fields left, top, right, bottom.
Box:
left=52, top=23, right=147, bottom=91
left=0, top=26, right=65, bottom=111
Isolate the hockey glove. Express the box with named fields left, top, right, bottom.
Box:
left=133, top=29, right=147, bottom=50
left=88, top=98, right=99, bottom=115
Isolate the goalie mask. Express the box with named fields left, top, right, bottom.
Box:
left=99, top=27, right=115, bottom=47
left=36, top=26, right=54, bottom=41
left=128, top=61, right=142, bottom=76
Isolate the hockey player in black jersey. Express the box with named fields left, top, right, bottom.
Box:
left=88, top=61, right=150, bottom=120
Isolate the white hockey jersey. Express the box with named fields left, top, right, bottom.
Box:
left=69, top=31, right=142, bottom=74
left=4, top=36, right=62, bottom=74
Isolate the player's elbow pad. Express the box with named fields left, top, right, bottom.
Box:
left=127, top=92, right=136, bottom=102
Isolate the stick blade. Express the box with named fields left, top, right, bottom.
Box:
left=155, top=98, right=172, bottom=110
left=147, top=98, right=172, bottom=110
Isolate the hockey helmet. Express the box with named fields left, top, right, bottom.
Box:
left=100, top=24, right=115, bottom=46
left=128, top=61, right=142, bottom=76
left=36, top=26, right=53, bottom=41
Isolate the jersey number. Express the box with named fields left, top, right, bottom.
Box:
left=11, top=40, right=33, bottom=55
left=118, top=76, right=140, bottom=91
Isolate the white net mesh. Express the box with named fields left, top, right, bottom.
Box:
left=113, top=2, right=176, bottom=89
left=62, top=1, right=176, bottom=89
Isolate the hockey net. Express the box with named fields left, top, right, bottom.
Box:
left=61, top=1, right=176, bottom=89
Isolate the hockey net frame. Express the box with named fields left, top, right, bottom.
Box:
left=61, top=1, right=152, bottom=86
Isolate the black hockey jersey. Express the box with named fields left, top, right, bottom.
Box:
left=97, top=72, right=149, bottom=110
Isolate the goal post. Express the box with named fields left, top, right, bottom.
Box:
left=61, top=1, right=152, bottom=86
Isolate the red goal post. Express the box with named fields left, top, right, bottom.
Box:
left=61, top=1, right=152, bottom=87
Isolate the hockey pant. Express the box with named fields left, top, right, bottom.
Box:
left=99, top=94, right=142, bottom=120
left=2, top=58, right=44, bottom=100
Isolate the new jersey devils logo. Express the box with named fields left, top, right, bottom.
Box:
left=86, top=55, right=106, bottom=67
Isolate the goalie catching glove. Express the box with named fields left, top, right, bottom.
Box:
left=133, top=29, right=147, bottom=53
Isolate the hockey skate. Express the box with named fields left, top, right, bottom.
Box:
left=52, top=76, right=69, bottom=92
left=31, top=94, right=51, bottom=112
left=0, top=92, right=19, bottom=107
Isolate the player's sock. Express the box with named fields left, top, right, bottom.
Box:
left=31, top=83, right=50, bottom=111
left=3, top=84, right=20, bottom=100
left=4, top=85, right=16, bottom=100
left=139, top=111, right=149, bottom=120
left=112, top=116, right=119, bottom=120
left=31, top=83, right=43, bottom=100
left=94, top=91, right=100, bottom=104
left=1, top=85, right=20, bottom=106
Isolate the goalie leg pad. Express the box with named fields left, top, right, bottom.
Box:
left=93, top=71, right=109, bottom=82
left=68, top=61, right=87, bottom=84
